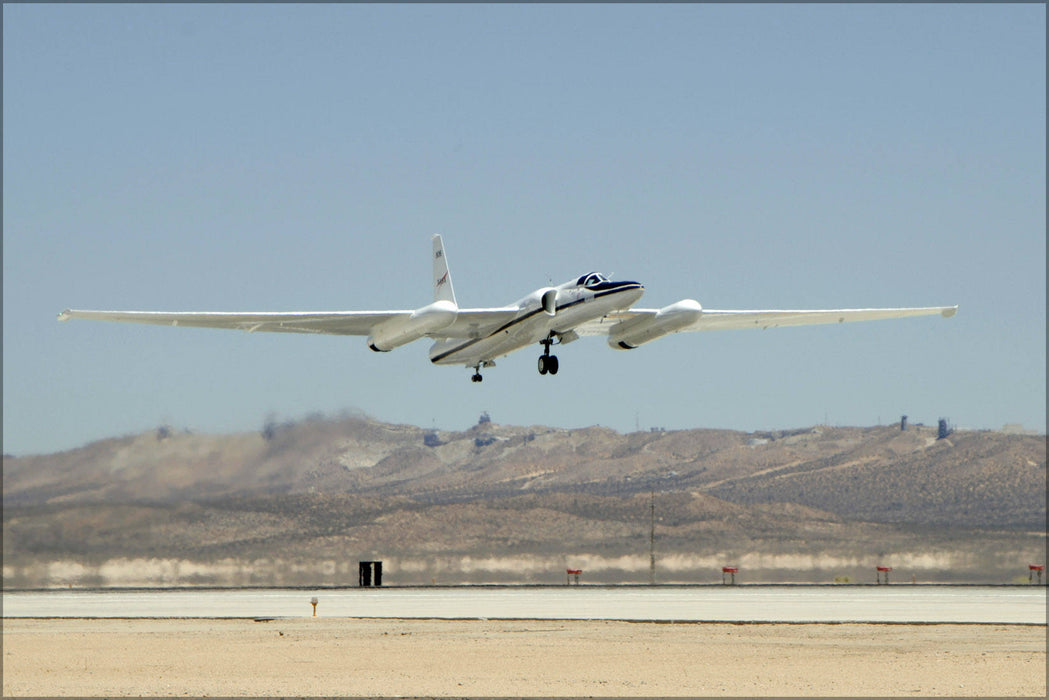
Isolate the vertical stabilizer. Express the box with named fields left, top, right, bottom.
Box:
left=432, top=234, right=457, bottom=306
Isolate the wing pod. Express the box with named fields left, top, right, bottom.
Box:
left=367, top=300, right=457, bottom=352
left=608, top=299, right=702, bottom=350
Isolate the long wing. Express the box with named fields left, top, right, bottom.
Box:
left=684, top=305, right=958, bottom=331
left=576, top=305, right=958, bottom=336
left=57, top=309, right=410, bottom=335
left=57, top=307, right=522, bottom=338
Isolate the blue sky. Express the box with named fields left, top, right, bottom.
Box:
left=4, top=4, right=1045, bottom=455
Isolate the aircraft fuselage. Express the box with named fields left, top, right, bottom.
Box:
left=428, top=280, right=644, bottom=366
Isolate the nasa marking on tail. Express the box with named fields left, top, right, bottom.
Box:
left=58, top=235, right=957, bottom=382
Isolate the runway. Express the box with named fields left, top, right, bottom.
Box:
left=3, top=585, right=1044, bottom=624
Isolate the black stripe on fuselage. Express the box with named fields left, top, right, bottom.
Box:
left=587, top=280, right=641, bottom=293
left=429, top=282, right=642, bottom=363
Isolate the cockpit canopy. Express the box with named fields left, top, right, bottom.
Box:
left=576, top=272, right=609, bottom=288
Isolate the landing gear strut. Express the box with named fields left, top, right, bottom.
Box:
left=538, top=334, right=560, bottom=376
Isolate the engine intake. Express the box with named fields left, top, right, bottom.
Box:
left=541, top=288, right=558, bottom=316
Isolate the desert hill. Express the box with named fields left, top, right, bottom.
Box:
left=3, top=415, right=1045, bottom=586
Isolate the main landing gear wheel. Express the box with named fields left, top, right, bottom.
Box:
left=537, top=354, right=558, bottom=375
left=471, top=373, right=483, bottom=383
left=537, top=334, right=559, bottom=376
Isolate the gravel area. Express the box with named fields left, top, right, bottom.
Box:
left=3, top=618, right=1045, bottom=696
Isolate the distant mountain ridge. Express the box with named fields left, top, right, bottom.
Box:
left=3, top=416, right=1045, bottom=586
left=5, top=416, right=1043, bottom=529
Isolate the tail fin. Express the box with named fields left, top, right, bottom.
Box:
left=432, top=234, right=458, bottom=306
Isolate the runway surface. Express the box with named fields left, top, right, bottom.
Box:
left=3, top=585, right=1044, bottom=623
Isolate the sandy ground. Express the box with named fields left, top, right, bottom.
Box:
left=2, top=618, right=1045, bottom=697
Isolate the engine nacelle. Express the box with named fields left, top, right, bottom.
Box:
left=608, top=299, right=702, bottom=349
left=367, top=300, right=457, bottom=352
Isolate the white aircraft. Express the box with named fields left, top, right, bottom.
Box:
left=59, top=235, right=957, bottom=382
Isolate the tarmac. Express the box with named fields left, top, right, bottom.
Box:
left=4, top=584, right=1045, bottom=623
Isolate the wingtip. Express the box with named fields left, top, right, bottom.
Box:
left=942, top=305, right=958, bottom=318
left=57, top=309, right=72, bottom=322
